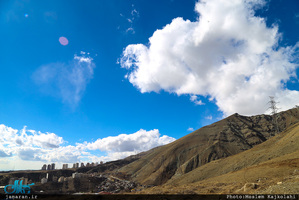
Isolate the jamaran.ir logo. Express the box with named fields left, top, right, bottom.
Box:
left=4, top=180, right=35, bottom=194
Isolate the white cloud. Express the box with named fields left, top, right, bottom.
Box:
left=33, top=52, right=95, bottom=108
left=84, top=129, right=175, bottom=155
left=126, top=27, right=135, bottom=34
left=17, top=148, right=44, bottom=161
left=74, top=54, right=93, bottom=64
left=0, top=125, right=65, bottom=161
left=0, top=124, right=92, bottom=168
left=43, top=145, right=83, bottom=163
left=120, top=5, right=139, bottom=34
left=80, top=130, right=176, bottom=162
left=131, top=8, right=139, bottom=17
left=190, top=95, right=205, bottom=105
left=0, top=124, right=175, bottom=170
left=120, top=0, right=299, bottom=116
left=187, top=127, right=194, bottom=132
left=0, top=150, right=12, bottom=157
left=295, top=13, right=299, bottom=24
left=1, top=126, right=64, bottom=149
left=205, top=115, right=213, bottom=120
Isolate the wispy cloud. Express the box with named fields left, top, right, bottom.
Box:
left=187, top=127, right=194, bottom=132
left=120, top=4, right=139, bottom=34
left=32, top=52, right=95, bottom=109
left=0, top=124, right=175, bottom=170
left=295, top=13, right=299, bottom=24
left=44, top=11, right=57, bottom=24
left=120, top=0, right=299, bottom=116
left=190, top=95, right=205, bottom=105
left=205, top=115, right=213, bottom=120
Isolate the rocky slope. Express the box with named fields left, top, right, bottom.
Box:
left=139, top=120, right=299, bottom=194
left=118, top=107, right=299, bottom=186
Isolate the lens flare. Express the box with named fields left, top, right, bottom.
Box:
left=59, top=36, right=69, bottom=46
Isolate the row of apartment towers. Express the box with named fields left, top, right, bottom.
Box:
left=41, top=161, right=104, bottom=170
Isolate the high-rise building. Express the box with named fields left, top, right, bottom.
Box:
left=47, top=164, right=51, bottom=170
left=51, top=163, right=55, bottom=170
left=62, top=164, right=68, bottom=169
left=42, top=164, right=47, bottom=170
left=72, top=163, right=76, bottom=168
left=81, top=163, right=84, bottom=167
left=75, top=163, right=79, bottom=168
left=86, top=162, right=90, bottom=167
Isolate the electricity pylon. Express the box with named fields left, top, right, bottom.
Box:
left=268, top=96, right=280, bottom=136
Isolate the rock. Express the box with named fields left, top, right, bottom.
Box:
left=241, top=183, right=258, bottom=192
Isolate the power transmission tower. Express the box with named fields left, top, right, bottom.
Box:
left=268, top=96, right=280, bottom=136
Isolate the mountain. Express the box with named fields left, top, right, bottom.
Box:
left=139, top=118, right=299, bottom=194
left=118, top=107, right=299, bottom=186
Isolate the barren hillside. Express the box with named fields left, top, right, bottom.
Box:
left=138, top=121, right=299, bottom=194
left=119, top=108, right=299, bottom=186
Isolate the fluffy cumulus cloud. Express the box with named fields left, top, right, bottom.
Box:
left=82, top=129, right=175, bottom=160
left=0, top=124, right=175, bottom=170
left=32, top=52, right=95, bottom=108
left=0, top=125, right=67, bottom=163
left=120, top=0, right=299, bottom=116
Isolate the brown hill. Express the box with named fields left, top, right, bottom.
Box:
left=118, top=107, right=299, bottom=186
left=138, top=120, right=299, bottom=194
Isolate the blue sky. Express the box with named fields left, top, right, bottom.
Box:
left=0, top=0, right=298, bottom=170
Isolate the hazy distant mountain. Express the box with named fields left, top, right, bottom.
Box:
left=118, top=107, right=299, bottom=186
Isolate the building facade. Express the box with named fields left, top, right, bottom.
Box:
left=41, top=164, right=47, bottom=170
